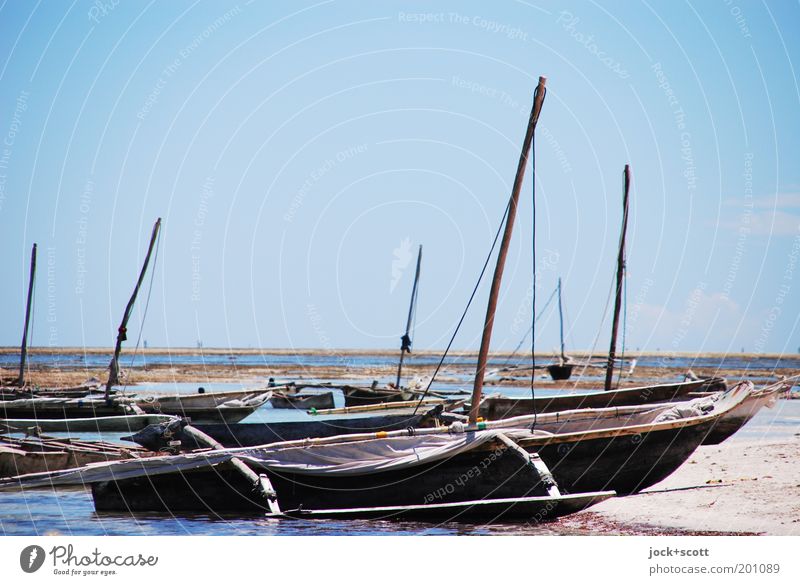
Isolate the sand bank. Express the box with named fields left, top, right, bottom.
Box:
left=566, top=438, right=800, bottom=535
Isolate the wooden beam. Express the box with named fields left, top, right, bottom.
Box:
left=106, top=218, right=161, bottom=400
left=604, top=165, right=631, bottom=391
left=17, top=243, right=37, bottom=386
left=469, top=76, right=547, bottom=424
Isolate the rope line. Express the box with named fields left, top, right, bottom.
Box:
left=411, top=200, right=512, bottom=415
left=502, top=285, right=558, bottom=367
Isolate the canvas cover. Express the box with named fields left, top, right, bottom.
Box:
left=0, top=429, right=530, bottom=490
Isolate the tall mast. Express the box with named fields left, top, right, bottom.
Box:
left=395, top=245, right=422, bottom=388
left=604, top=165, right=631, bottom=391
left=17, top=243, right=37, bottom=386
left=469, top=76, right=547, bottom=424
left=557, top=277, right=565, bottom=362
left=106, top=218, right=162, bottom=400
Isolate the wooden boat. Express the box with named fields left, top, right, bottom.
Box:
left=133, top=389, right=272, bottom=423
left=121, top=385, right=750, bottom=501
left=0, top=382, right=104, bottom=401
left=342, top=383, right=465, bottom=408
left=342, top=384, right=413, bottom=407
left=700, top=379, right=792, bottom=445
left=269, top=391, right=335, bottom=410
left=4, top=422, right=614, bottom=521
left=0, top=395, right=142, bottom=419
left=0, top=435, right=145, bottom=478
left=1, top=414, right=176, bottom=434
left=476, top=377, right=725, bottom=419
left=546, top=364, right=574, bottom=381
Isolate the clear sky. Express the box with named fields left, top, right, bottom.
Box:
left=0, top=0, right=798, bottom=355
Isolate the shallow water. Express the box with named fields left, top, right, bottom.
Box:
left=0, top=488, right=597, bottom=536
left=2, top=351, right=799, bottom=372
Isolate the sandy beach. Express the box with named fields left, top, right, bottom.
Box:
left=559, top=438, right=800, bottom=535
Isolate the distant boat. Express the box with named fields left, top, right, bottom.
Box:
left=546, top=277, right=575, bottom=381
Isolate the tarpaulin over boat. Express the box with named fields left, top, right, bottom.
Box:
left=0, top=429, right=529, bottom=489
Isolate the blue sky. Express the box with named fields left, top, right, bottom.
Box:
left=0, top=0, right=798, bottom=354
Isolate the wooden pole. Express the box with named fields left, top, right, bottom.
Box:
left=557, top=277, right=565, bottom=362
left=106, top=218, right=162, bottom=400
left=469, top=76, right=547, bottom=424
left=395, top=245, right=422, bottom=388
left=182, top=424, right=280, bottom=513
left=604, top=165, right=631, bottom=391
left=17, top=243, right=37, bottom=386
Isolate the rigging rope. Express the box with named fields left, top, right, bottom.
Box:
left=501, top=285, right=558, bottom=367
left=411, top=200, right=511, bottom=415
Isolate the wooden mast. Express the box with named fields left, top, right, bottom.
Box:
left=17, top=243, right=37, bottom=386
left=106, top=218, right=162, bottom=400
left=469, top=76, right=547, bottom=424
left=604, top=165, right=631, bottom=391
left=395, top=245, right=422, bottom=388
left=557, top=277, right=565, bottom=363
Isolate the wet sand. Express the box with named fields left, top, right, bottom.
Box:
left=1, top=347, right=795, bottom=390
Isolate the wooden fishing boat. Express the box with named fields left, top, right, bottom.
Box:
left=269, top=391, right=335, bottom=410
left=342, top=383, right=465, bottom=408
left=475, top=377, right=725, bottom=419
left=1, top=414, right=176, bottom=434
left=123, top=385, right=749, bottom=500
left=4, top=422, right=614, bottom=521
left=133, top=389, right=272, bottom=423
left=0, top=396, right=142, bottom=419
left=546, top=364, right=574, bottom=381
left=0, top=381, right=104, bottom=401
left=0, top=435, right=146, bottom=478
left=342, top=384, right=413, bottom=407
